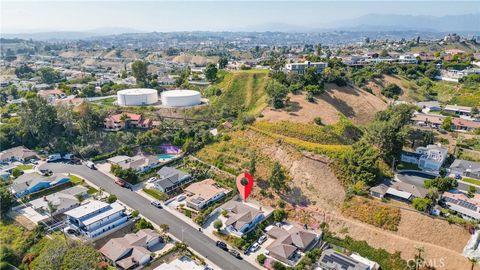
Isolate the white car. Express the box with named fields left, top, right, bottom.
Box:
left=177, top=195, right=186, bottom=202
left=147, top=177, right=157, bottom=183
left=258, top=235, right=267, bottom=244
left=250, top=242, right=260, bottom=252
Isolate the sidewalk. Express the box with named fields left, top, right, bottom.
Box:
left=73, top=169, right=223, bottom=270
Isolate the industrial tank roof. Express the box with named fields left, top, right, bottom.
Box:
left=117, top=88, right=158, bottom=95
left=161, top=90, right=200, bottom=97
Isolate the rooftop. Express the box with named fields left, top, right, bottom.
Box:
left=64, top=200, right=124, bottom=226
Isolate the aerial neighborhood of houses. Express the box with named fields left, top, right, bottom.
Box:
left=2, top=11, right=480, bottom=269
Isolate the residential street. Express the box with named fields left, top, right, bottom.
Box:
left=39, top=163, right=259, bottom=270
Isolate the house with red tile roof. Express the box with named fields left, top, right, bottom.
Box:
left=104, top=113, right=156, bottom=131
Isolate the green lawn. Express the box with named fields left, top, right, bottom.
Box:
left=69, top=175, right=84, bottom=185
left=461, top=177, right=480, bottom=186
left=16, top=165, right=33, bottom=171
left=87, top=187, right=98, bottom=195
left=396, top=161, right=420, bottom=171
left=143, top=188, right=168, bottom=201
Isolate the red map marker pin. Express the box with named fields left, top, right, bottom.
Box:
left=236, top=172, right=254, bottom=201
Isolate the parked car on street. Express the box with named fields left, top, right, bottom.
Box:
left=115, top=179, right=126, bottom=187
left=151, top=201, right=162, bottom=208
left=47, top=154, right=62, bottom=162
left=229, top=249, right=242, bottom=259
left=39, top=169, right=53, bottom=176
left=85, top=161, right=96, bottom=169
left=216, top=241, right=228, bottom=251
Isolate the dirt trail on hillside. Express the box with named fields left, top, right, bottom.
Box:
left=246, top=130, right=473, bottom=269
left=261, top=83, right=387, bottom=126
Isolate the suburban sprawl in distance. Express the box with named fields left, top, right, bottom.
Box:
left=1, top=2, right=480, bottom=270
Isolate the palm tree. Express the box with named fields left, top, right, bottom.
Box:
left=75, top=193, right=84, bottom=203
left=415, top=245, right=425, bottom=270
left=96, top=187, right=104, bottom=200
left=47, top=201, right=57, bottom=219
left=120, top=113, right=129, bottom=130
left=469, top=257, right=479, bottom=270
left=160, top=224, right=169, bottom=233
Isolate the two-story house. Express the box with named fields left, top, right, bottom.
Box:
left=401, top=144, right=448, bottom=171
left=285, top=61, right=328, bottom=75
left=64, top=200, right=128, bottom=239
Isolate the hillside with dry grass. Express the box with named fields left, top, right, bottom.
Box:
left=262, top=83, right=387, bottom=125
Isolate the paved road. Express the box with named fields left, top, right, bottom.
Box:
left=396, top=171, right=480, bottom=194
left=40, top=163, right=258, bottom=270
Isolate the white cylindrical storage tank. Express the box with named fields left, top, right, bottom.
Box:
left=117, top=88, right=158, bottom=106
left=161, top=90, right=201, bottom=107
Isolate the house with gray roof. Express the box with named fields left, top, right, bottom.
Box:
left=370, top=179, right=428, bottom=202
left=266, top=224, right=320, bottom=265
left=108, top=155, right=159, bottom=173
left=221, top=200, right=265, bottom=237
left=29, top=185, right=88, bottom=216
left=153, top=166, right=192, bottom=193
left=100, top=229, right=161, bottom=270
left=0, top=146, right=38, bottom=162
left=10, top=173, right=71, bottom=198
left=449, top=159, right=480, bottom=180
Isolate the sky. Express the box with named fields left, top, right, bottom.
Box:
left=1, top=1, right=479, bottom=33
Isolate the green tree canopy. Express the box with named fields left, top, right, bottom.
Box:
left=204, top=63, right=218, bottom=82
left=265, top=79, right=288, bottom=109
left=365, top=104, right=414, bottom=162
left=441, top=117, right=453, bottom=131
left=269, top=161, right=288, bottom=192
left=412, top=198, right=432, bottom=212
left=131, top=60, right=149, bottom=86
left=338, top=139, right=380, bottom=186
left=218, top=57, right=228, bottom=69
left=18, top=96, right=58, bottom=147
left=37, top=67, right=62, bottom=84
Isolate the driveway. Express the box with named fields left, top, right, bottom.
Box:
left=39, top=163, right=259, bottom=270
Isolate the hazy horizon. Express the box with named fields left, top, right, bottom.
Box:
left=1, top=1, right=480, bottom=34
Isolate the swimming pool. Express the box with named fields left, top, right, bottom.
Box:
left=158, top=154, right=175, bottom=160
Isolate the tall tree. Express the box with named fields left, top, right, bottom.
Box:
left=18, top=96, right=58, bottom=147
left=365, top=104, right=414, bottom=162
left=0, top=182, right=15, bottom=216
left=265, top=79, right=288, bottom=109
left=338, top=139, right=380, bottom=186
left=218, top=57, right=228, bottom=69
left=249, top=152, right=257, bottom=176
left=131, top=60, right=148, bottom=86
left=269, top=162, right=288, bottom=192
left=204, top=63, right=218, bottom=82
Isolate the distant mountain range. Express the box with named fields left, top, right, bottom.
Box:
left=1, top=27, right=141, bottom=40
left=333, top=13, right=480, bottom=32
left=2, top=13, right=479, bottom=41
